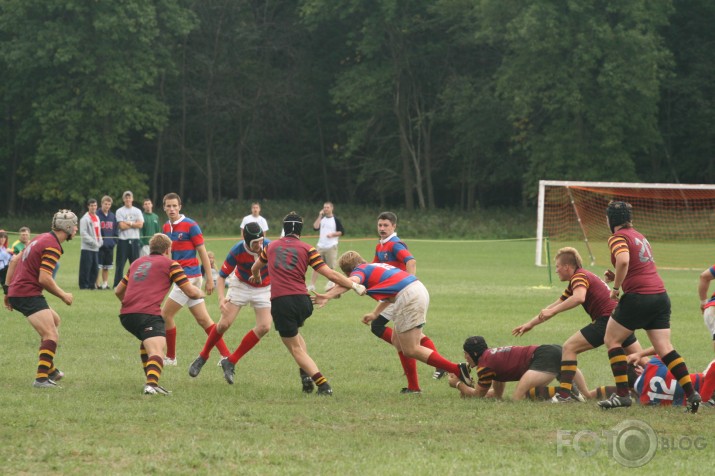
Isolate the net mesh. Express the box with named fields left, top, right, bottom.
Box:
left=540, top=184, right=715, bottom=269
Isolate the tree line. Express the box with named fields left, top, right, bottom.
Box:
left=1, top=0, right=713, bottom=215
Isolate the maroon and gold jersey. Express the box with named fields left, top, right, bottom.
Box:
left=258, top=236, right=326, bottom=299
left=608, top=228, right=665, bottom=294
left=560, top=268, right=616, bottom=321
left=475, top=345, right=539, bottom=388
left=119, top=254, right=190, bottom=316
left=7, top=232, right=63, bottom=298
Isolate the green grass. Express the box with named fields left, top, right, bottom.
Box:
left=1, top=236, right=713, bottom=475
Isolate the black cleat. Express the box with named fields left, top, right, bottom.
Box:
left=188, top=356, right=206, bottom=378
left=432, top=368, right=447, bottom=380
left=316, top=384, right=333, bottom=396
left=220, top=357, right=235, bottom=385
left=569, top=383, right=586, bottom=403
left=598, top=393, right=632, bottom=409
left=400, top=387, right=422, bottom=395
left=48, top=368, right=64, bottom=382
left=686, top=391, right=701, bottom=414
left=457, top=362, right=473, bottom=387
left=302, top=376, right=315, bottom=394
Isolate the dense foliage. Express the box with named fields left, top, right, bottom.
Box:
left=1, top=0, right=712, bottom=214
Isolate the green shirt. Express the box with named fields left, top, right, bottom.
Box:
left=141, top=212, right=161, bottom=246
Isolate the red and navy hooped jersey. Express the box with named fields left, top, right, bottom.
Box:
left=608, top=228, right=665, bottom=294
left=634, top=357, right=703, bottom=406
left=220, top=239, right=271, bottom=287
left=7, top=232, right=63, bottom=298
left=350, top=263, right=417, bottom=301
left=704, top=265, right=715, bottom=309
left=373, top=235, right=414, bottom=271
left=163, top=215, right=205, bottom=278
left=560, top=268, right=615, bottom=321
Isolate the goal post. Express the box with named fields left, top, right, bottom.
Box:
left=535, top=180, right=715, bottom=269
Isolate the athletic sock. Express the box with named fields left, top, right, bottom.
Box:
left=662, top=350, right=695, bottom=397
left=557, top=360, right=577, bottom=397
left=210, top=326, right=231, bottom=358
left=140, top=344, right=149, bottom=376
left=200, top=324, right=222, bottom=360
left=426, top=351, right=459, bottom=375
left=37, top=340, right=57, bottom=382
left=380, top=326, right=393, bottom=345
left=145, top=355, right=164, bottom=387
left=312, top=372, right=328, bottom=387
left=420, top=335, right=437, bottom=352
left=398, top=352, right=420, bottom=391
left=165, top=327, right=177, bottom=359
left=229, top=330, right=261, bottom=364
left=596, top=385, right=618, bottom=399
left=527, top=386, right=556, bottom=400
left=608, top=347, right=630, bottom=397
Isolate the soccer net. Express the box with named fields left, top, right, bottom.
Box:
left=535, top=180, right=715, bottom=269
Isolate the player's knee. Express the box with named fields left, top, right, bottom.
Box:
left=216, top=322, right=230, bottom=334
left=371, top=315, right=389, bottom=338
left=255, top=323, right=271, bottom=337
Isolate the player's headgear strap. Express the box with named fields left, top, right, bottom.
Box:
left=463, top=336, right=488, bottom=363
left=607, top=201, right=632, bottom=233
left=52, top=209, right=78, bottom=235
left=283, top=212, right=303, bottom=236
left=243, top=221, right=264, bottom=246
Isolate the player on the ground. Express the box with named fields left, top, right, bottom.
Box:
left=313, top=251, right=472, bottom=391
left=189, top=222, right=272, bottom=381
left=697, top=265, right=715, bottom=354
left=248, top=212, right=367, bottom=395
left=3, top=210, right=77, bottom=388
left=512, top=247, right=643, bottom=402
left=448, top=336, right=588, bottom=400
left=598, top=201, right=701, bottom=412
left=160, top=192, right=230, bottom=366
left=115, top=233, right=204, bottom=395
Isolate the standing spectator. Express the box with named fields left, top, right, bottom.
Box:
left=249, top=212, right=367, bottom=395
left=698, top=264, right=715, bottom=355
left=311, top=250, right=472, bottom=393
left=598, top=201, right=701, bottom=412
left=115, top=233, right=204, bottom=395
left=308, top=202, right=344, bottom=292
left=0, top=230, right=11, bottom=286
left=240, top=201, right=269, bottom=233
left=3, top=210, right=77, bottom=388
left=189, top=223, right=272, bottom=382
left=113, top=191, right=143, bottom=288
left=160, top=192, right=231, bottom=366
left=140, top=198, right=161, bottom=257
left=78, top=199, right=103, bottom=290
left=96, top=195, right=117, bottom=290
left=11, top=226, right=31, bottom=255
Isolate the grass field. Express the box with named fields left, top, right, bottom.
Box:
left=1, top=235, right=713, bottom=475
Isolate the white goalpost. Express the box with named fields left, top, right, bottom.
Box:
left=535, top=180, right=715, bottom=268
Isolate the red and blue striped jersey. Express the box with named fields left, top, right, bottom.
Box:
left=634, top=356, right=704, bottom=406
left=163, top=215, right=204, bottom=278
left=373, top=235, right=414, bottom=271
left=350, top=263, right=418, bottom=301
left=220, top=239, right=271, bottom=287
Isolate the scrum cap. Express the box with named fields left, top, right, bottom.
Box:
left=607, top=201, right=632, bottom=233
left=463, top=336, right=488, bottom=363
left=52, top=209, right=78, bottom=237
left=242, top=222, right=264, bottom=246
left=283, top=211, right=303, bottom=237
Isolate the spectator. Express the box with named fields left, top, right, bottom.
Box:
left=96, top=195, right=117, bottom=290
left=240, top=201, right=269, bottom=233
left=113, top=191, right=143, bottom=288
left=78, top=199, right=103, bottom=290
left=140, top=198, right=161, bottom=257
left=308, top=202, right=344, bottom=292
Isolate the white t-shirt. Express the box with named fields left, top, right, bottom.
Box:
left=317, top=216, right=339, bottom=249
left=240, top=214, right=269, bottom=232
left=115, top=206, right=144, bottom=240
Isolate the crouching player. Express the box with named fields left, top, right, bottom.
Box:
left=312, top=251, right=472, bottom=391
left=189, top=222, right=272, bottom=384
left=448, top=336, right=588, bottom=401
left=115, top=234, right=204, bottom=395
